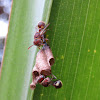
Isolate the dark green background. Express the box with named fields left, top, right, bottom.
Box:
left=33, top=0, right=100, bottom=100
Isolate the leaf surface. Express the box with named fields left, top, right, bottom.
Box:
left=33, top=0, right=100, bottom=100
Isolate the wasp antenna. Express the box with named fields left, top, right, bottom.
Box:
left=40, top=23, right=50, bottom=35
left=28, top=45, right=34, bottom=49
left=51, top=74, right=57, bottom=79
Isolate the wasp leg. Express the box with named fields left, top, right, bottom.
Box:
left=44, top=38, right=49, bottom=42
left=40, top=23, right=50, bottom=35
left=51, top=74, right=57, bottom=79
left=42, top=29, right=49, bottom=35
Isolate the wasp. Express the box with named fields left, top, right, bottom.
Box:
left=28, top=21, right=49, bottom=49
left=37, top=74, right=62, bottom=89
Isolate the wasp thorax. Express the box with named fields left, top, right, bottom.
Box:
left=34, top=32, right=41, bottom=39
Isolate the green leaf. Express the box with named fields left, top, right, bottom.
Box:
left=0, top=0, right=100, bottom=100
left=33, top=0, right=100, bottom=100
left=0, top=0, right=52, bottom=100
